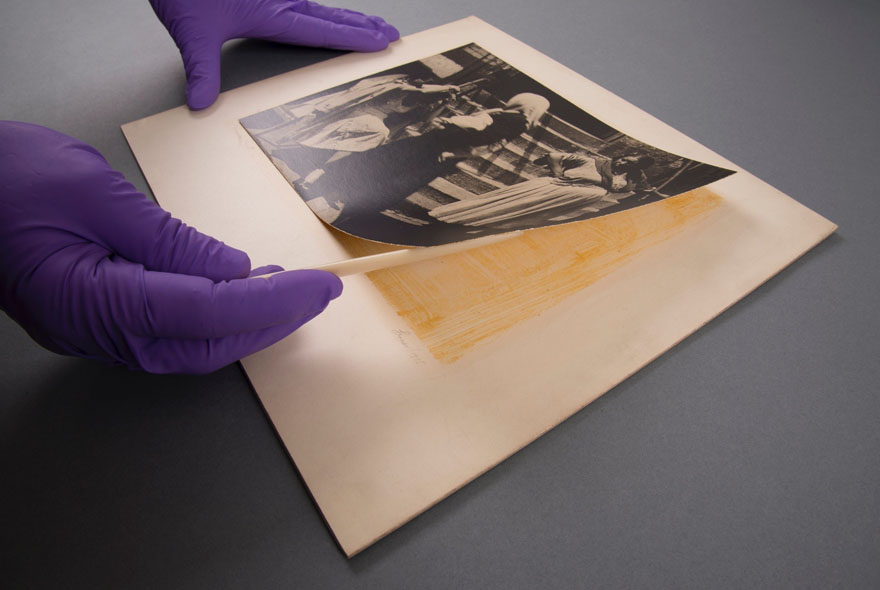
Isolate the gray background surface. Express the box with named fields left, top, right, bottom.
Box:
left=2, top=1, right=878, bottom=588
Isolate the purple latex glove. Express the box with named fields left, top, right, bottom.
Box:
left=0, top=121, right=343, bottom=374
left=149, top=0, right=400, bottom=109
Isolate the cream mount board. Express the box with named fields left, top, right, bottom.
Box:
left=122, top=17, right=836, bottom=556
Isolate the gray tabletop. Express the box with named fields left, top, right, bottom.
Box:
left=2, top=1, right=878, bottom=588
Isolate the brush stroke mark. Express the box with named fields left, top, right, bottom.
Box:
left=335, top=189, right=723, bottom=363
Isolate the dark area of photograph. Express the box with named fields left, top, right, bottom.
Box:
left=240, top=44, right=735, bottom=246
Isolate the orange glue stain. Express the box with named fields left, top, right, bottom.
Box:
left=335, top=189, right=722, bottom=363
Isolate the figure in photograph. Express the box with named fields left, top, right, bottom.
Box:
left=299, top=93, right=551, bottom=233
left=428, top=151, right=655, bottom=227
left=274, top=75, right=463, bottom=178
left=286, top=73, right=460, bottom=125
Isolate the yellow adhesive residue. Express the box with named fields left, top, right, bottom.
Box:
left=336, top=189, right=722, bottom=363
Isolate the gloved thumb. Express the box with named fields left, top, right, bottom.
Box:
left=180, top=36, right=223, bottom=110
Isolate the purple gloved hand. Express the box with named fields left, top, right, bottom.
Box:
left=149, top=0, right=400, bottom=110
left=0, top=121, right=342, bottom=374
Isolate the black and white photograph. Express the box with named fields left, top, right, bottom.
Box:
left=240, top=43, right=735, bottom=246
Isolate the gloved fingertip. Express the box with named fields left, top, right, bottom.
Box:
left=349, top=29, right=391, bottom=52
left=216, top=246, right=252, bottom=279
left=179, top=39, right=222, bottom=110
left=184, top=70, right=221, bottom=110
left=372, top=18, right=400, bottom=42
left=302, top=269, right=344, bottom=300
left=186, top=84, right=219, bottom=111
left=327, top=272, right=344, bottom=300
left=263, top=269, right=343, bottom=314
left=295, top=269, right=343, bottom=300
